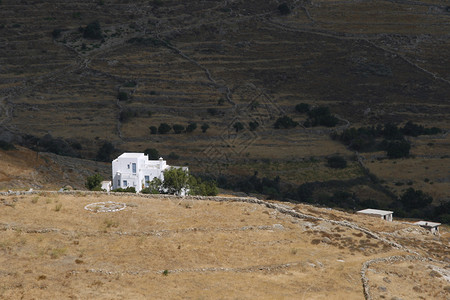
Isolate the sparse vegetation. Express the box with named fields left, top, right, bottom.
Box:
left=49, top=247, right=67, bottom=259
left=54, top=203, right=62, bottom=212
left=104, top=218, right=119, bottom=228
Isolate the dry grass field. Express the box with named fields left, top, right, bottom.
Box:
left=0, top=193, right=448, bottom=299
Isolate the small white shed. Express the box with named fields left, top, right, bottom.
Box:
left=357, top=208, right=393, bottom=222
left=414, top=221, right=441, bottom=235
left=101, top=181, right=112, bottom=192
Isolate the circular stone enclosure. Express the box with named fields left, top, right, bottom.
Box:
left=84, top=201, right=127, bottom=213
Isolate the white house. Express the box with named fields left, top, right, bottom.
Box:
left=111, top=153, right=188, bottom=193
left=414, top=221, right=441, bottom=235
left=357, top=208, right=394, bottom=221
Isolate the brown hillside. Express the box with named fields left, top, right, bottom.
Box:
left=0, top=1, right=448, bottom=222
left=0, top=147, right=109, bottom=190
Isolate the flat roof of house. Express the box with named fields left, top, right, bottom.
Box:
left=414, top=221, right=441, bottom=227
left=357, top=208, right=393, bottom=216
left=117, top=153, right=146, bottom=159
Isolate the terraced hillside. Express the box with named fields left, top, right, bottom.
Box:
left=0, top=192, right=449, bottom=299
left=0, top=1, right=449, bottom=210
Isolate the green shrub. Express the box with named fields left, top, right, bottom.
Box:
left=201, top=123, right=209, bottom=133
left=113, top=187, right=136, bottom=193
left=400, top=188, right=432, bottom=210
left=307, top=106, right=338, bottom=127
left=186, top=123, right=197, bottom=133
left=383, top=139, right=410, bottom=159
left=274, top=115, right=298, bottom=129
left=0, top=140, right=16, bottom=151
left=52, top=28, right=62, bottom=39
left=144, top=148, right=159, bottom=159
left=123, top=80, right=137, bottom=87
left=85, top=174, right=103, bottom=190
left=249, top=121, right=259, bottom=131
left=83, top=21, right=102, bottom=39
left=278, top=3, right=291, bottom=15
left=119, top=109, right=137, bottom=122
left=141, top=177, right=162, bottom=194
left=327, top=155, right=347, bottom=169
left=233, top=122, right=244, bottom=132
left=189, top=176, right=218, bottom=196
left=163, top=168, right=189, bottom=195
left=149, top=126, right=157, bottom=134
left=158, top=123, right=171, bottom=134
left=152, top=0, right=164, bottom=7
left=207, top=108, right=219, bottom=116
left=297, top=184, right=313, bottom=203
left=295, top=103, right=310, bottom=113
left=117, top=91, right=128, bottom=101
left=96, top=141, right=115, bottom=162
left=173, top=124, right=185, bottom=134
left=168, top=152, right=179, bottom=160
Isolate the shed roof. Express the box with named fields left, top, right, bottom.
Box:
left=357, top=208, right=393, bottom=216
left=414, top=221, right=441, bottom=227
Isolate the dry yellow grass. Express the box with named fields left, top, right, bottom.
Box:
left=0, top=193, right=448, bottom=299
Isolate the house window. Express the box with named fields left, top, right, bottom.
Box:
left=132, top=163, right=136, bottom=174
left=123, top=180, right=127, bottom=187
left=127, top=164, right=130, bottom=169
left=145, top=176, right=150, bottom=187
left=117, top=180, right=120, bottom=187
